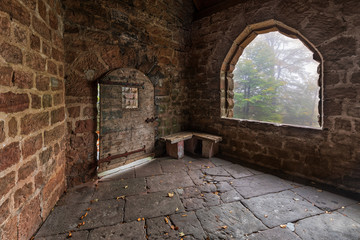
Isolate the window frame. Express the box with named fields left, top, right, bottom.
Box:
left=220, top=20, right=323, bottom=128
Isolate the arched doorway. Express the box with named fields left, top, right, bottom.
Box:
left=97, top=68, right=155, bottom=175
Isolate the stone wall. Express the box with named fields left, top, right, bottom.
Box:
left=63, top=0, right=194, bottom=186
left=189, top=0, right=360, bottom=192
left=0, top=0, right=66, bottom=239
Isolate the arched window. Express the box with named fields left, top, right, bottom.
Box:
left=220, top=20, right=323, bottom=128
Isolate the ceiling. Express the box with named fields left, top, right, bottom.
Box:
left=192, top=0, right=223, bottom=11
left=192, top=0, right=244, bottom=19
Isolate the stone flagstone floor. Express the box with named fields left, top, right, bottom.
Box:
left=34, top=156, right=360, bottom=239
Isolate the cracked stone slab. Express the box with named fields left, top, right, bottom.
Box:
left=291, top=186, right=357, bottom=211
left=124, top=191, right=184, bottom=222
left=170, top=211, right=207, bottom=239
left=203, top=192, right=221, bottom=207
left=159, top=158, right=187, bottom=173
left=220, top=190, right=243, bottom=203
left=81, top=199, right=125, bottom=230
left=209, top=157, right=233, bottom=166
left=184, top=157, right=216, bottom=170
left=196, top=202, right=266, bottom=239
left=231, top=174, right=293, bottom=198
left=244, top=227, right=301, bottom=240
left=177, top=186, right=202, bottom=199
left=198, top=183, right=217, bottom=193
left=135, top=160, right=163, bottom=178
left=88, top=221, right=146, bottom=240
left=295, top=212, right=360, bottom=240
left=93, top=177, right=146, bottom=200
left=100, top=168, right=135, bottom=181
left=242, top=190, right=323, bottom=228
left=37, top=200, right=125, bottom=234
left=216, top=181, right=234, bottom=193
left=222, top=164, right=254, bottom=179
left=146, top=216, right=179, bottom=239
left=147, top=171, right=194, bottom=192
left=337, top=203, right=360, bottom=223
left=187, top=169, right=205, bottom=185
left=36, top=203, right=90, bottom=236
left=207, top=176, right=234, bottom=182
left=202, top=166, right=231, bottom=176
left=182, top=198, right=205, bottom=211
left=36, top=231, right=90, bottom=240
left=57, top=182, right=95, bottom=206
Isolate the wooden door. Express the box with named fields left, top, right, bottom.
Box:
left=98, top=68, right=155, bottom=174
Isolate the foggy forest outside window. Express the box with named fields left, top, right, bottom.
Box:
left=233, top=32, right=320, bottom=128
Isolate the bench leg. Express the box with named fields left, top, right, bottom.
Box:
left=166, top=141, right=184, bottom=159
left=202, top=141, right=219, bottom=158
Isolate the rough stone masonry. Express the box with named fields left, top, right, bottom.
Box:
left=0, top=0, right=359, bottom=239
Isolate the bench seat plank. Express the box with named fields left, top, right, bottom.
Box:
left=192, top=132, right=222, bottom=143
left=160, top=131, right=193, bottom=144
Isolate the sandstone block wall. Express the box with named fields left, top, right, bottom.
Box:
left=189, top=0, right=360, bottom=192
left=63, top=0, right=194, bottom=186
left=0, top=0, right=66, bottom=239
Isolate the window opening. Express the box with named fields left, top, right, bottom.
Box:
left=232, top=31, right=320, bottom=128
left=122, top=87, right=139, bottom=109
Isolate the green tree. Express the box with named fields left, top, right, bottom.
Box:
left=233, top=40, right=283, bottom=122
left=233, top=32, right=320, bottom=127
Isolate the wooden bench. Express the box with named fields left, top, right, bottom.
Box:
left=161, top=132, right=222, bottom=159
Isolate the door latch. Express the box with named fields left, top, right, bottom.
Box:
left=145, top=117, right=158, bottom=123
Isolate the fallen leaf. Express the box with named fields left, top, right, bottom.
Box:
left=137, top=218, right=142, bottom=222
left=124, top=186, right=128, bottom=189
left=86, top=208, right=91, bottom=211
left=77, top=221, right=85, bottom=228
left=142, top=218, right=145, bottom=221
left=280, top=224, right=287, bottom=228
left=170, top=225, right=175, bottom=230
left=179, top=232, right=185, bottom=237
left=164, top=233, right=168, bottom=235
left=220, top=226, right=228, bottom=229
left=117, top=196, right=126, bottom=200
left=200, top=193, right=204, bottom=197
left=168, top=192, right=174, bottom=198
left=181, top=214, right=187, bottom=217
left=80, top=212, right=88, bottom=220
left=175, top=208, right=179, bottom=211
left=214, top=191, right=219, bottom=195
left=293, top=198, right=299, bottom=201
left=325, top=211, right=331, bottom=214
left=264, top=214, right=268, bottom=218
left=90, top=199, right=98, bottom=204
left=164, top=217, right=169, bottom=224
left=341, top=206, right=345, bottom=209
left=67, top=232, right=72, bottom=238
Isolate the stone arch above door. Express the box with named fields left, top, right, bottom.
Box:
left=98, top=68, right=155, bottom=174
